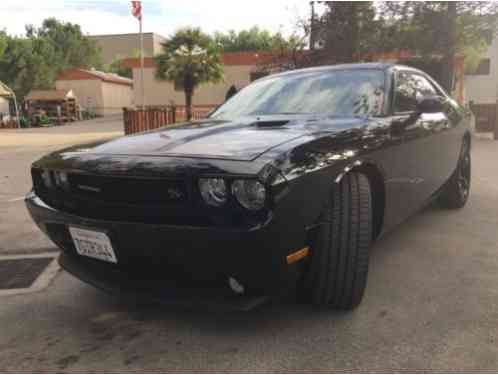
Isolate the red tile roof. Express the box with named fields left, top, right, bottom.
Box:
left=56, top=68, right=133, bottom=86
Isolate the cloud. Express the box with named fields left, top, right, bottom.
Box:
left=158, top=0, right=308, bottom=36
left=0, top=0, right=308, bottom=37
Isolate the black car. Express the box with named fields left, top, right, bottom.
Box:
left=26, top=63, right=471, bottom=310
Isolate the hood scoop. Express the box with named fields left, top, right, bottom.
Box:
left=253, top=120, right=290, bottom=128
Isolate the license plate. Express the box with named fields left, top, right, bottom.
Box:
left=69, top=227, right=118, bottom=263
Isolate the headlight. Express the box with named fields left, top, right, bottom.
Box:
left=232, top=179, right=266, bottom=211
left=41, top=170, right=53, bottom=189
left=54, top=171, right=69, bottom=190
left=199, top=178, right=228, bottom=207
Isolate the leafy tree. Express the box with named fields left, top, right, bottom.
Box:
left=0, top=35, right=56, bottom=100
left=378, top=1, right=498, bottom=91
left=214, top=26, right=301, bottom=52
left=0, top=18, right=102, bottom=101
left=314, top=2, right=384, bottom=64
left=156, top=28, right=223, bottom=120
left=26, top=18, right=102, bottom=71
left=305, top=1, right=498, bottom=93
left=0, top=31, right=7, bottom=57
left=104, top=58, right=133, bottom=79
left=104, top=49, right=141, bottom=79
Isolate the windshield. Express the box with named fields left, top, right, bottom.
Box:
left=210, top=69, right=386, bottom=120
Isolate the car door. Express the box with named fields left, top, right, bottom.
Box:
left=391, top=69, right=452, bottom=215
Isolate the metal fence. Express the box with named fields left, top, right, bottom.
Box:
left=123, top=105, right=215, bottom=135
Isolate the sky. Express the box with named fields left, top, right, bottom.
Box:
left=0, top=0, right=311, bottom=38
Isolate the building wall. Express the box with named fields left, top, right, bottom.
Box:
left=100, top=81, right=133, bottom=115
left=56, top=79, right=132, bottom=116
left=90, top=33, right=161, bottom=64
left=464, top=37, right=498, bottom=104
left=152, top=34, right=166, bottom=56
left=56, top=79, right=103, bottom=114
left=0, top=97, right=9, bottom=115
left=132, top=65, right=255, bottom=106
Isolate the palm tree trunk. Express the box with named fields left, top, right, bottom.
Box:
left=185, top=88, right=193, bottom=121
left=441, top=2, right=457, bottom=93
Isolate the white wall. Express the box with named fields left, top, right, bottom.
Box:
left=100, top=81, right=133, bottom=115
left=464, top=37, right=498, bottom=104
left=56, top=79, right=103, bottom=113
left=132, top=65, right=255, bottom=107
left=56, top=79, right=132, bottom=116
left=0, top=97, right=9, bottom=115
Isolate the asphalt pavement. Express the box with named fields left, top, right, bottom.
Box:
left=1, top=121, right=498, bottom=372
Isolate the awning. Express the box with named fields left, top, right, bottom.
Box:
left=0, top=81, right=14, bottom=98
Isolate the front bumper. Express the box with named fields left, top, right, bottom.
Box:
left=26, top=191, right=308, bottom=308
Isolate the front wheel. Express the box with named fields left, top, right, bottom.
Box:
left=302, top=172, right=373, bottom=310
left=438, top=138, right=471, bottom=209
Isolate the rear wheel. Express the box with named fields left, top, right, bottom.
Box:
left=438, top=138, right=471, bottom=209
left=302, top=172, right=372, bottom=309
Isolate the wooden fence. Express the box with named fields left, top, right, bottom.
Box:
left=123, top=105, right=215, bottom=135
left=469, top=101, right=498, bottom=140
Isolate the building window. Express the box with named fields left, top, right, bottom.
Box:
left=468, top=58, right=491, bottom=75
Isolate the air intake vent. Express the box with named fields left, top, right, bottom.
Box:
left=253, top=120, right=289, bottom=128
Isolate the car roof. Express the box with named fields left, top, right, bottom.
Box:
left=262, top=62, right=426, bottom=80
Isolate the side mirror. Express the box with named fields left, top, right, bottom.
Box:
left=417, top=96, right=444, bottom=114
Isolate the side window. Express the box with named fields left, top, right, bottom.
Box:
left=393, top=72, right=418, bottom=113
left=412, top=74, right=438, bottom=97
left=393, top=71, right=438, bottom=113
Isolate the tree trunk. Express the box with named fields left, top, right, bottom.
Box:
left=441, top=2, right=457, bottom=93
left=348, top=3, right=358, bottom=63
left=185, top=88, right=193, bottom=121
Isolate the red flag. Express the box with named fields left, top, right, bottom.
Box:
left=131, top=1, right=142, bottom=20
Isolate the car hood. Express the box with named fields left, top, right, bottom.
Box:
left=63, top=115, right=368, bottom=162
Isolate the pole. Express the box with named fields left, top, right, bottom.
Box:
left=12, top=93, right=20, bottom=129
left=310, top=1, right=315, bottom=50
left=139, top=15, right=145, bottom=108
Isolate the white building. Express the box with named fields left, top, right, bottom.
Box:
left=464, top=37, right=498, bottom=105
left=56, top=69, right=133, bottom=116
left=0, top=81, right=12, bottom=113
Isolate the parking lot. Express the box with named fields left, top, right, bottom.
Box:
left=1, top=120, right=498, bottom=372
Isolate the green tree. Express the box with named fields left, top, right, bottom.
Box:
left=378, top=1, right=498, bottom=91
left=214, top=26, right=300, bottom=52
left=103, top=50, right=141, bottom=79
left=0, top=18, right=102, bottom=101
left=0, top=31, right=7, bottom=57
left=26, top=18, right=102, bottom=71
left=156, top=28, right=223, bottom=120
left=104, top=58, right=133, bottom=79
left=315, top=2, right=384, bottom=64
left=0, top=34, right=56, bottom=100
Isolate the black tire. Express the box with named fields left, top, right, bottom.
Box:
left=303, top=172, right=373, bottom=309
left=438, top=137, right=471, bottom=209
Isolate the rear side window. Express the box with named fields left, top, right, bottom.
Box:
left=393, top=71, right=438, bottom=113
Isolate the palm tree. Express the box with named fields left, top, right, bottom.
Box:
left=155, top=28, right=223, bottom=121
